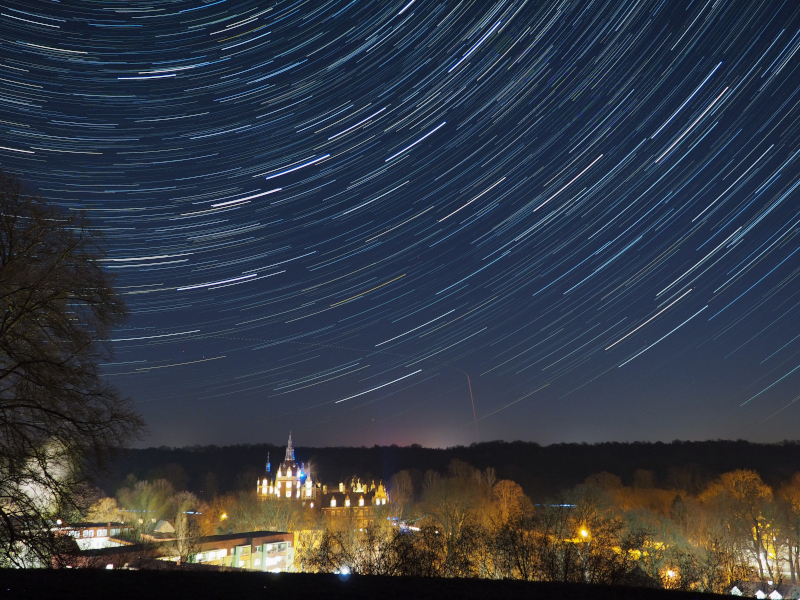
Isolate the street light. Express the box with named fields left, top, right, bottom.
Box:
left=577, top=527, right=591, bottom=584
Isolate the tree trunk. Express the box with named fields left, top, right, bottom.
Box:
left=755, top=525, right=765, bottom=580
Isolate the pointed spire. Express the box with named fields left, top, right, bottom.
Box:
left=266, top=452, right=271, bottom=473
left=285, top=432, right=295, bottom=461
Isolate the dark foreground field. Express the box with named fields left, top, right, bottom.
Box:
left=0, top=570, right=725, bottom=600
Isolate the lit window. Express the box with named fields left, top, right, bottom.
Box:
left=277, top=481, right=281, bottom=489
left=310, top=502, right=314, bottom=508
left=359, top=497, right=364, bottom=507
left=345, top=497, right=350, bottom=507
left=286, top=490, right=291, bottom=498
left=331, top=498, right=336, bottom=508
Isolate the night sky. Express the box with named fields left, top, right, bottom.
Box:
left=3, top=0, right=800, bottom=448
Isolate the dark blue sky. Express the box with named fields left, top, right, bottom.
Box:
left=3, top=0, right=800, bottom=448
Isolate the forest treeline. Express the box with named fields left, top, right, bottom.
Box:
left=100, top=439, right=800, bottom=501
left=296, top=464, right=800, bottom=592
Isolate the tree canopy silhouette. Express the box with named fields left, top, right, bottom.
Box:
left=0, top=170, right=144, bottom=567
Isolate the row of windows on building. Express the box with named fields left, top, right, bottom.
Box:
left=194, top=542, right=291, bottom=565
left=67, top=527, right=123, bottom=538
left=328, top=495, right=386, bottom=508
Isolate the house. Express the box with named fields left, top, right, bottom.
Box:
left=151, top=520, right=175, bottom=535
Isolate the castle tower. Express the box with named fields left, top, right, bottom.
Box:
left=285, top=433, right=295, bottom=461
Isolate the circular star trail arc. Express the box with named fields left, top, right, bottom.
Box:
left=3, top=0, right=800, bottom=446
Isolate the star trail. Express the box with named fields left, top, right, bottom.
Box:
left=2, top=0, right=800, bottom=447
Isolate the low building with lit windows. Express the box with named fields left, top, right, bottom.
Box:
left=64, top=531, right=294, bottom=571
left=57, top=522, right=133, bottom=550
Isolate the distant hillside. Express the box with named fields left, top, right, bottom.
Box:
left=97, top=439, right=800, bottom=501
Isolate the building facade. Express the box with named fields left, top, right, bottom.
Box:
left=319, top=478, right=389, bottom=526
left=57, top=522, right=134, bottom=550
left=256, top=435, right=390, bottom=524
left=257, top=434, right=318, bottom=504
left=66, top=531, right=294, bottom=572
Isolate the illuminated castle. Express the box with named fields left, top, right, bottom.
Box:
left=257, top=433, right=317, bottom=503
left=257, top=435, right=389, bottom=522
